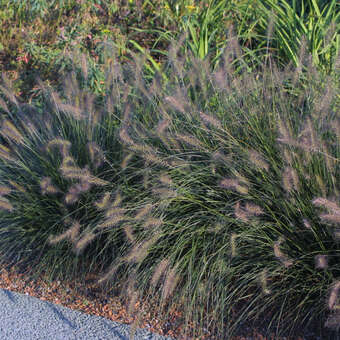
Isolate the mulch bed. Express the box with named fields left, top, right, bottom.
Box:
left=0, top=257, right=308, bottom=340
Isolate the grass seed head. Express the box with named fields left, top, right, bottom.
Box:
left=162, top=264, right=180, bottom=301
left=248, top=149, right=269, bottom=171
left=124, top=225, right=135, bottom=243
left=98, top=214, right=126, bottom=229
left=142, top=217, right=163, bottom=229
left=121, top=153, right=134, bottom=169
left=303, top=218, right=312, bottom=229
left=151, top=258, right=169, bottom=287
left=230, top=233, right=238, bottom=258
left=0, top=185, right=11, bottom=196
left=40, top=177, right=60, bottom=195
left=319, top=214, right=340, bottom=224
left=312, top=197, right=340, bottom=215
left=8, top=180, right=26, bottom=193
left=260, top=269, right=271, bottom=295
left=119, top=128, right=135, bottom=146
left=0, top=119, right=24, bottom=145
left=0, top=196, right=14, bottom=212
left=73, top=232, right=96, bottom=254
left=156, top=119, right=170, bottom=135
left=134, top=204, right=154, bottom=221
left=126, top=235, right=159, bottom=264
left=87, top=142, right=104, bottom=169
left=234, top=202, right=249, bottom=222
left=328, top=281, right=340, bottom=310
left=220, top=178, right=248, bottom=195
left=315, top=254, right=328, bottom=269
left=94, top=192, right=111, bottom=210
left=199, top=111, right=221, bottom=129
left=282, top=166, right=299, bottom=193
left=0, top=144, right=16, bottom=162
left=244, top=202, right=264, bottom=216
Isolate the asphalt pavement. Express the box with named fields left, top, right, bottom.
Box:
left=0, top=288, right=175, bottom=340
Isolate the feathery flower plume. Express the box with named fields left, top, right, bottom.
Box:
left=87, top=142, right=104, bottom=169
left=123, top=225, right=135, bottom=243
left=273, top=237, right=294, bottom=268
left=119, top=128, right=135, bottom=145
left=212, top=150, right=233, bottom=164
left=86, top=176, right=110, bottom=186
left=0, top=96, right=9, bottom=113
left=230, top=233, right=238, bottom=258
left=40, top=177, right=60, bottom=195
left=298, top=117, right=319, bottom=152
left=315, top=254, right=328, bottom=269
left=134, top=204, right=154, bottom=220
left=315, top=175, right=327, bottom=197
left=176, top=134, right=205, bottom=150
left=0, top=120, right=24, bottom=145
left=48, top=221, right=81, bottom=245
left=67, top=220, right=81, bottom=243
left=48, top=232, right=68, bottom=245
left=220, top=178, right=248, bottom=195
left=79, top=179, right=92, bottom=192
left=164, top=96, right=185, bottom=113
left=162, top=265, right=180, bottom=300
left=98, top=214, right=126, bottom=229
left=213, top=68, right=227, bottom=89
left=142, top=217, right=163, bottom=229
left=121, top=153, right=134, bottom=169
left=0, top=196, right=13, bottom=212
left=234, top=202, right=249, bottom=222
left=312, top=198, right=340, bottom=215
left=152, top=188, right=177, bottom=199
left=61, top=155, right=77, bottom=168
left=143, top=152, right=171, bottom=168
left=303, top=218, right=312, bottom=229
left=320, top=214, right=340, bottom=224
left=58, top=103, right=83, bottom=120
left=97, top=263, right=120, bottom=285
left=260, top=269, right=271, bottom=295
left=0, top=144, right=16, bottom=162
left=159, top=174, right=173, bottom=187
left=0, top=185, right=11, bottom=196
left=328, top=281, right=340, bottom=310
left=127, top=286, right=139, bottom=317
left=156, top=119, right=170, bottom=135
left=64, top=192, right=79, bottom=205
left=105, top=206, right=125, bottom=219
left=282, top=166, right=299, bottom=193
left=277, top=119, right=299, bottom=148
left=248, top=149, right=269, bottom=171
left=151, top=259, right=169, bottom=287
left=73, top=232, right=96, bottom=254
left=282, top=149, right=293, bottom=165
left=46, top=138, right=71, bottom=157
left=199, top=111, right=221, bottom=129
left=112, top=190, right=122, bottom=207
left=125, top=234, right=159, bottom=263
left=143, top=171, right=149, bottom=189
left=166, top=136, right=182, bottom=152
left=8, top=180, right=26, bottom=193
left=244, top=202, right=264, bottom=216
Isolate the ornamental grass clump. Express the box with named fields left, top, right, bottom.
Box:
left=0, top=50, right=168, bottom=284
left=0, top=35, right=339, bottom=340
left=94, top=40, right=339, bottom=338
